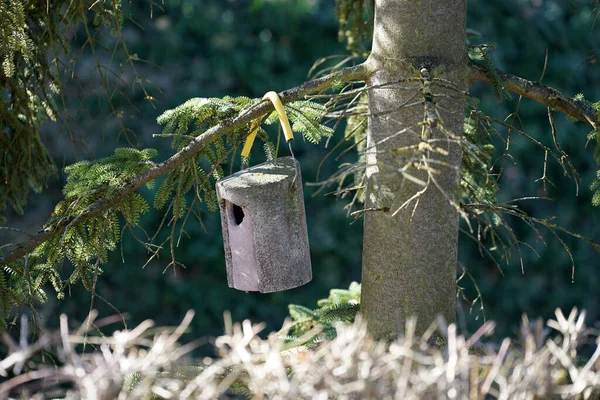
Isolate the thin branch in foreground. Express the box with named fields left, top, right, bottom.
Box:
left=547, top=107, right=581, bottom=195
left=469, top=60, right=599, bottom=129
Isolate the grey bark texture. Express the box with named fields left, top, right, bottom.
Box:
left=360, top=0, right=468, bottom=338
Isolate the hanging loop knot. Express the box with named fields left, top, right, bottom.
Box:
left=241, top=91, right=295, bottom=158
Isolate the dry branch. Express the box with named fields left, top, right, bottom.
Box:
left=469, top=60, right=600, bottom=129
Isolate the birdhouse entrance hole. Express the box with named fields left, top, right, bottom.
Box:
left=232, top=204, right=244, bottom=225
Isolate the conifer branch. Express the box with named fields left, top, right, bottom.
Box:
left=0, top=64, right=369, bottom=268
left=469, top=60, right=600, bottom=129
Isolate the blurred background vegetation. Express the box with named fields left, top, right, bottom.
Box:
left=2, top=0, right=599, bottom=342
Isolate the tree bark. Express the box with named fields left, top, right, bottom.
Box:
left=361, top=0, right=468, bottom=338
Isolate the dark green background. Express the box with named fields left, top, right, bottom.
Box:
left=5, top=0, right=599, bottom=342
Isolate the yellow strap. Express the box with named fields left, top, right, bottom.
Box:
left=241, top=121, right=259, bottom=158
left=263, top=91, right=294, bottom=142
left=241, top=91, right=294, bottom=158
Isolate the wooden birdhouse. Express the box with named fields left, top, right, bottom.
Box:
left=216, top=157, right=312, bottom=293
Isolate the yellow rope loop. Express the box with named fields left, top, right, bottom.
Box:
left=263, top=91, right=294, bottom=142
left=241, top=91, right=294, bottom=158
left=241, top=121, right=259, bottom=158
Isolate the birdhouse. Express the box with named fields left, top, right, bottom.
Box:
left=216, top=157, right=312, bottom=293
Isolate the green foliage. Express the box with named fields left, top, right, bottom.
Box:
left=0, top=0, right=125, bottom=223
left=0, top=0, right=34, bottom=78
left=63, top=148, right=157, bottom=202
left=1, top=148, right=157, bottom=329
left=580, top=99, right=600, bottom=206
left=283, top=282, right=361, bottom=347
left=344, top=94, right=369, bottom=205
left=156, top=96, right=251, bottom=218
left=155, top=96, right=259, bottom=218
left=154, top=96, right=333, bottom=218
left=461, top=107, right=501, bottom=224
left=335, top=0, right=373, bottom=56
left=591, top=170, right=600, bottom=206
left=468, top=44, right=511, bottom=101
left=574, top=97, right=600, bottom=207
left=0, top=269, right=12, bottom=332
left=586, top=128, right=600, bottom=162
left=265, top=100, right=334, bottom=144
left=318, top=302, right=360, bottom=324
left=156, top=96, right=256, bottom=151
left=316, top=280, right=361, bottom=307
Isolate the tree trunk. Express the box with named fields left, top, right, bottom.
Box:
left=360, top=0, right=468, bottom=338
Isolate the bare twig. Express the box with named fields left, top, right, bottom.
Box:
left=469, top=60, right=599, bottom=129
